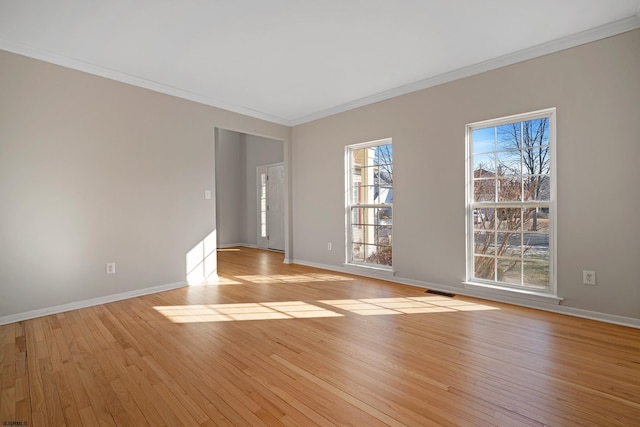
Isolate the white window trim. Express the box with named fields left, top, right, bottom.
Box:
left=465, top=108, right=558, bottom=298
left=345, top=138, right=393, bottom=272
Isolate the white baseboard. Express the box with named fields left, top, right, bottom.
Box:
left=217, top=243, right=257, bottom=249
left=0, top=281, right=187, bottom=326
left=292, top=259, right=640, bottom=329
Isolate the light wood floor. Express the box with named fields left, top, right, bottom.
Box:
left=2, top=248, right=640, bottom=426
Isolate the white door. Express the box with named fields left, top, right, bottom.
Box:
left=257, top=163, right=285, bottom=251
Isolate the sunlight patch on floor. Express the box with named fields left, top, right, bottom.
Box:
left=319, top=296, right=498, bottom=316
left=234, top=273, right=355, bottom=284
left=154, top=295, right=498, bottom=323
left=154, top=301, right=343, bottom=323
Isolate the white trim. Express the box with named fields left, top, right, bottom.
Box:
left=465, top=108, right=557, bottom=294
left=463, top=281, right=562, bottom=304
left=0, top=281, right=187, bottom=326
left=289, top=16, right=640, bottom=126
left=343, top=263, right=395, bottom=277
left=0, top=38, right=291, bottom=126
left=217, top=243, right=257, bottom=249
left=292, top=259, right=640, bottom=329
left=2, top=16, right=638, bottom=127
left=345, top=138, right=393, bottom=269
left=347, top=137, right=393, bottom=150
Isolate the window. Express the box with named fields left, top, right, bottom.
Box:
left=346, top=139, right=393, bottom=269
left=466, top=109, right=555, bottom=293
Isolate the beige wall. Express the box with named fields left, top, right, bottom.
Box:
left=291, top=29, right=640, bottom=320
left=2, top=29, right=639, bottom=323
left=0, top=50, right=289, bottom=319
left=215, top=129, right=243, bottom=246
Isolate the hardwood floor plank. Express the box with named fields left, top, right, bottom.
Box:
left=2, top=247, right=640, bottom=426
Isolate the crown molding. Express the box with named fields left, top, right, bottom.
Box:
left=289, top=14, right=640, bottom=126
left=2, top=13, right=639, bottom=128
left=0, top=38, right=292, bottom=126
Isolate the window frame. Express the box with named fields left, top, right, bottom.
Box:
left=345, top=138, right=393, bottom=271
left=465, top=108, right=557, bottom=295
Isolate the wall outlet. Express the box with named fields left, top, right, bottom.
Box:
left=327, top=242, right=332, bottom=251
left=583, top=270, right=596, bottom=285
left=106, top=262, right=116, bottom=275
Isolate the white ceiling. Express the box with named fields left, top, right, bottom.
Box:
left=1, top=1, right=639, bottom=125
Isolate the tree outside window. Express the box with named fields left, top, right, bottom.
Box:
left=468, top=110, right=555, bottom=291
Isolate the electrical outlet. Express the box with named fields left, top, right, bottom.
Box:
left=106, top=262, right=116, bottom=275
left=583, top=270, right=596, bottom=285
left=327, top=242, right=332, bottom=251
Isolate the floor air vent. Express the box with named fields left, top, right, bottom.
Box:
left=426, top=289, right=456, bottom=298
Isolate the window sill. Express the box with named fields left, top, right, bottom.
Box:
left=462, top=281, right=562, bottom=305
left=344, top=263, right=395, bottom=277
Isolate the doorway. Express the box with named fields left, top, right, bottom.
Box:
left=214, top=128, right=288, bottom=259
left=257, top=163, right=285, bottom=251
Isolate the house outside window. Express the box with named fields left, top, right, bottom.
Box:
left=346, top=139, right=393, bottom=269
left=466, top=109, right=556, bottom=293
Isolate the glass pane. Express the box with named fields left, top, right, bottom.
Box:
left=351, top=207, right=377, bottom=225
left=351, top=243, right=365, bottom=262
left=351, top=148, right=366, bottom=168
left=474, top=256, right=495, bottom=280
left=523, top=233, right=549, bottom=262
left=359, top=165, right=376, bottom=184
left=353, top=224, right=393, bottom=247
left=351, top=185, right=376, bottom=204
left=497, top=175, right=522, bottom=201
left=496, top=208, right=522, bottom=231
left=523, top=175, right=550, bottom=201
left=377, top=225, right=392, bottom=246
left=376, top=246, right=393, bottom=266
left=523, top=261, right=549, bottom=288
left=260, top=212, right=267, bottom=237
left=496, top=150, right=520, bottom=175
left=523, top=208, right=550, bottom=232
left=375, top=144, right=393, bottom=167
left=522, top=147, right=550, bottom=176
left=361, top=244, right=377, bottom=262
left=474, top=231, right=495, bottom=255
left=377, top=206, right=392, bottom=223
left=497, top=122, right=521, bottom=151
left=473, top=208, right=493, bottom=230
left=497, top=259, right=521, bottom=285
left=377, top=166, right=392, bottom=186
left=474, top=179, right=495, bottom=202
left=523, top=118, right=550, bottom=148
left=472, top=127, right=495, bottom=154
left=377, top=186, right=393, bottom=204
left=351, top=224, right=365, bottom=244
left=496, top=232, right=521, bottom=258
left=473, top=153, right=495, bottom=176
left=357, top=165, right=376, bottom=186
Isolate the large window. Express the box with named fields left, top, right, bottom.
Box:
left=466, top=109, right=555, bottom=293
left=346, top=139, right=393, bottom=269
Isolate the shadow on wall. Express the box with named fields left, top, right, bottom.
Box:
left=186, top=230, right=217, bottom=285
